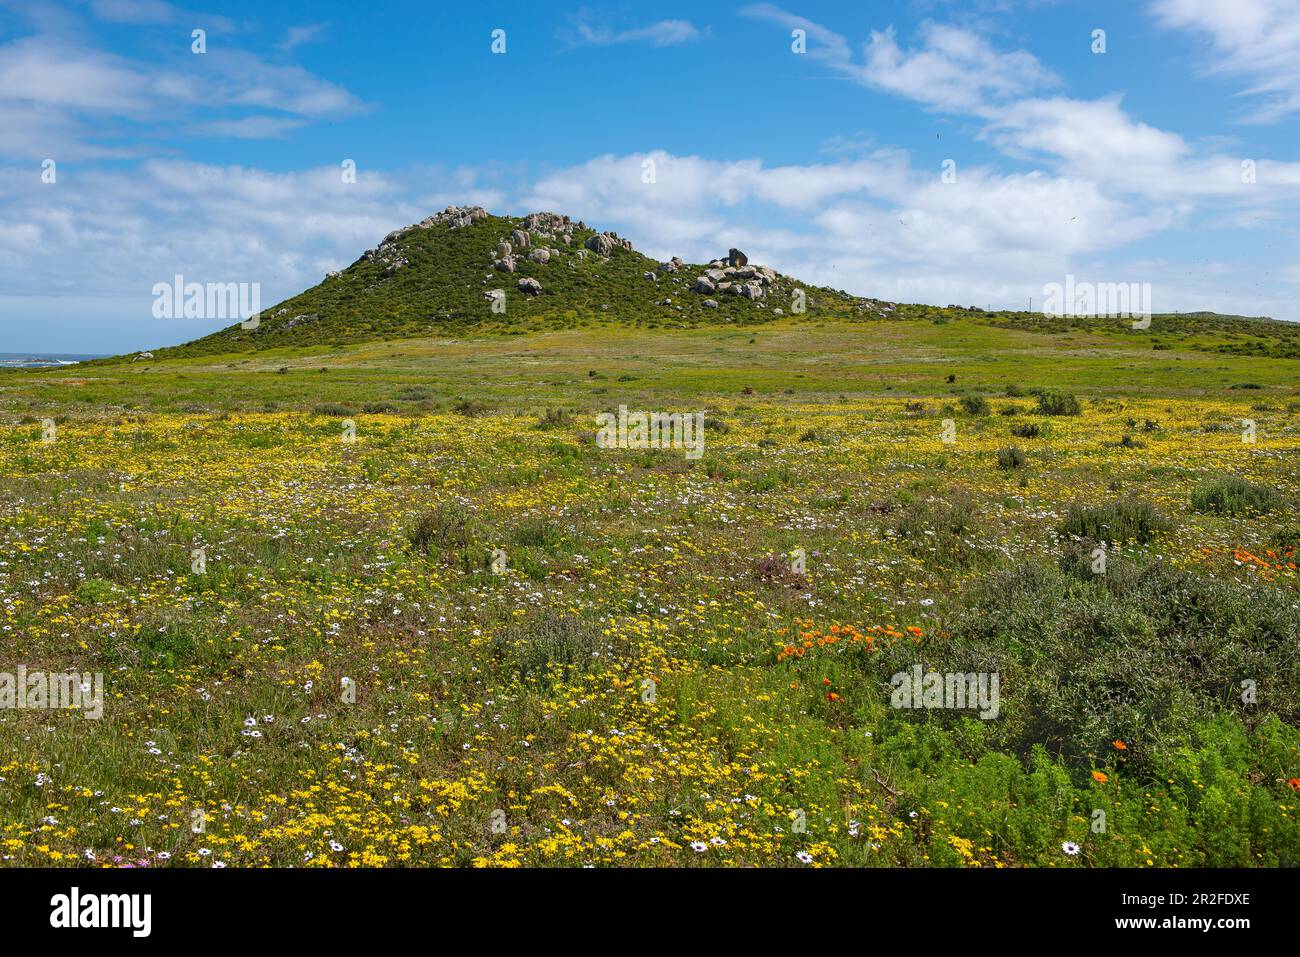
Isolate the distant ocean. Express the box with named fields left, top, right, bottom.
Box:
left=0, top=353, right=105, bottom=368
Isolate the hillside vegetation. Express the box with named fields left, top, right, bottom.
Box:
left=88, top=204, right=1300, bottom=364
left=138, top=206, right=876, bottom=360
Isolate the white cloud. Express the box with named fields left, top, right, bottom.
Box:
left=277, top=23, right=329, bottom=52
left=567, top=17, right=704, bottom=48
left=0, top=15, right=364, bottom=159
left=860, top=22, right=1057, bottom=113
left=1153, top=0, right=1300, bottom=122
left=3, top=144, right=1297, bottom=354
left=743, top=5, right=1056, bottom=113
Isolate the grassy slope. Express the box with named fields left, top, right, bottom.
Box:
left=121, top=212, right=871, bottom=361
left=9, top=315, right=1299, bottom=416
left=80, top=207, right=1300, bottom=366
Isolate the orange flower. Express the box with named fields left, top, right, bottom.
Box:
left=1091, top=771, right=1108, bottom=784
left=906, top=626, right=922, bottom=637
left=825, top=692, right=841, bottom=702
left=1113, top=740, right=1127, bottom=751
left=1287, top=778, right=1300, bottom=792
left=822, top=677, right=832, bottom=686
left=789, top=681, right=799, bottom=690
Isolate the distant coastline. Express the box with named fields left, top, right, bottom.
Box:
left=0, top=353, right=105, bottom=368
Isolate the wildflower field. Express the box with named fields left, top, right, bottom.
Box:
left=1, top=320, right=1298, bottom=867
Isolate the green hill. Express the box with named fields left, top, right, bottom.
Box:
left=100, top=204, right=1299, bottom=363
left=137, top=206, right=883, bottom=360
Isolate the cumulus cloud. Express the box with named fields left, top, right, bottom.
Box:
left=860, top=22, right=1058, bottom=113
left=1153, top=0, right=1300, bottom=122
left=743, top=4, right=1056, bottom=112
left=0, top=12, right=364, bottom=159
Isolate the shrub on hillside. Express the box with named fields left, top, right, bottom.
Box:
left=491, top=610, right=614, bottom=686
left=996, top=446, right=1028, bottom=470
left=1034, top=390, right=1081, bottom=416
left=913, top=560, right=1300, bottom=771
left=1190, top=476, right=1281, bottom=516
left=895, top=493, right=985, bottom=567
left=406, top=505, right=474, bottom=556
left=1058, top=498, right=1171, bottom=544
left=453, top=399, right=492, bottom=417
left=534, top=407, right=572, bottom=429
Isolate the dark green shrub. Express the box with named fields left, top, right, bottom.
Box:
left=1034, top=390, right=1081, bottom=416
left=1058, top=498, right=1171, bottom=544
left=406, top=505, right=474, bottom=556
left=312, top=402, right=355, bottom=417
left=895, top=493, right=985, bottom=568
left=510, top=515, right=564, bottom=548
left=798, top=427, right=836, bottom=444
left=492, top=611, right=614, bottom=686
left=925, top=561, right=1300, bottom=771
left=534, top=407, right=572, bottom=429
left=996, top=446, right=1027, bottom=470
left=453, top=399, right=492, bottom=417
left=1190, top=476, right=1281, bottom=516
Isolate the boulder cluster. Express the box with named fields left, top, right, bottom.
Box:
left=583, top=232, right=634, bottom=257
left=418, top=205, right=489, bottom=230
left=487, top=214, right=636, bottom=296
left=687, top=249, right=776, bottom=300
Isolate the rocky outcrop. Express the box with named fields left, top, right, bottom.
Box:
left=585, top=233, right=615, bottom=256
left=684, top=253, right=782, bottom=302
left=522, top=212, right=577, bottom=235
left=517, top=277, right=542, bottom=295
left=528, top=248, right=551, bottom=264
left=584, top=232, right=633, bottom=256
left=416, top=205, right=488, bottom=229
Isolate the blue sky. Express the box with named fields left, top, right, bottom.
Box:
left=2, top=0, right=1299, bottom=352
